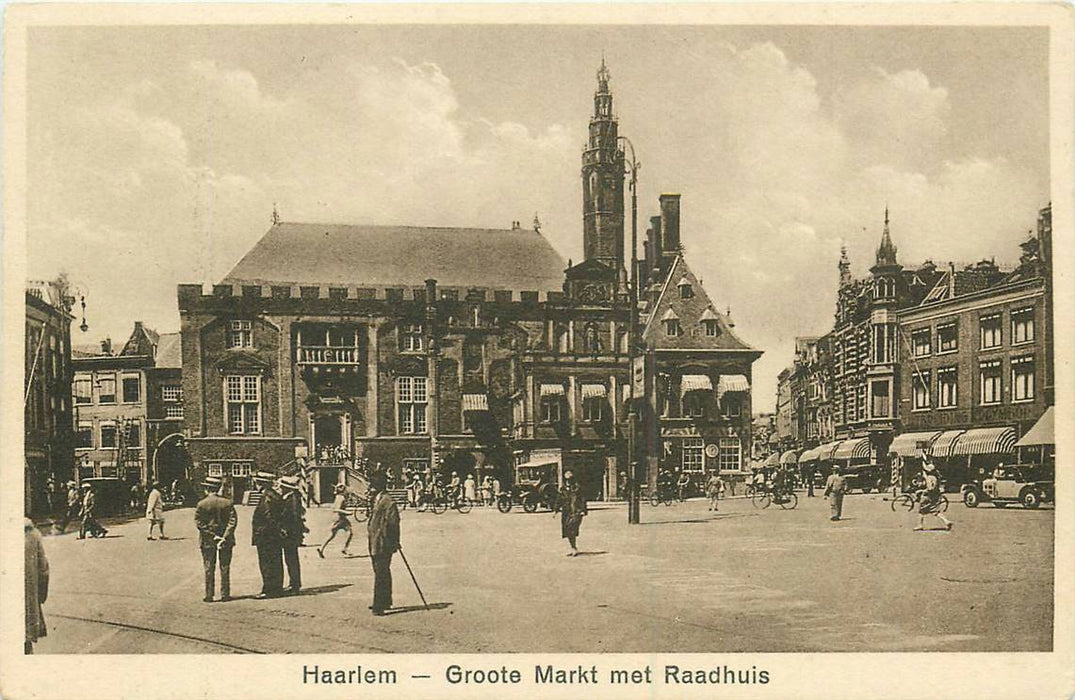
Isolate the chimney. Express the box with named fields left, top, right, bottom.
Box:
left=649, top=215, right=663, bottom=265
left=101, top=338, right=112, bottom=355
left=659, top=194, right=681, bottom=256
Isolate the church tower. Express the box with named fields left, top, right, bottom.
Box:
left=581, top=58, right=625, bottom=269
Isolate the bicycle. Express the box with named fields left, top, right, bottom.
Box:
left=343, top=492, right=371, bottom=522
left=890, top=490, right=949, bottom=513
left=751, top=486, right=798, bottom=510
left=415, top=488, right=447, bottom=515
left=649, top=485, right=674, bottom=507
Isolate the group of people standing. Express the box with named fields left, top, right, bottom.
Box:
left=404, top=468, right=503, bottom=508
left=54, top=480, right=108, bottom=539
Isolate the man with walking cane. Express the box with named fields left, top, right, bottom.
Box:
left=251, top=471, right=285, bottom=599
left=367, top=472, right=399, bottom=616
left=195, top=475, right=237, bottom=603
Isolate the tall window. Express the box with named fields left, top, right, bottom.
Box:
left=396, top=376, right=428, bottom=434
left=400, top=323, right=424, bottom=352
left=979, top=359, right=1002, bottom=405
left=1011, top=355, right=1035, bottom=402
left=540, top=397, right=561, bottom=423
left=722, top=395, right=742, bottom=418
left=871, top=380, right=891, bottom=418
left=74, top=378, right=92, bottom=404
left=664, top=319, right=681, bottom=337
left=97, top=376, right=116, bottom=404
left=226, top=375, right=261, bottom=434
left=683, top=393, right=705, bottom=418
left=1011, top=307, right=1035, bottom=345
left=718, top=438, right=741, bottom=472
left=937, top=322, right=958, bottom=353
left=682, top=437, right=704, bottom=472
left=979, top=313, right=1002, bottom=349
left=231, top=461, right=252, bottom=477
left=581, top=398, right=604, bottom=423
left=100, top=423, right=117, bottom=448
left=76, top=423, right=94, bottom=449
left=911, top=329, right=931, bottom=357
left=126, top=420, right=141, bottom=448
left=912, top=370, right=931, bottom=411
left=937, top=366, right=958, bottom=408
left=228, top=320, right=253, bottom=349
left=122, top=376, right=141, bottom=403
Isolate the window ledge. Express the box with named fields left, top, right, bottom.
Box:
left=936, top=405, right=959, bottom=411
left=1011, top=398, right=1036, bottom=404
left=979, top=401, right=1002, bottom=407
left=935, top=349, right=958, bottom=356
left=1011, top=340, right=1035, bottom=347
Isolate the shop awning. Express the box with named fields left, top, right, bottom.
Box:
left=462, top=393, right=488, bottom=412
left=832, top=437, right=871, bottom=461
left=931, top=430, right=966, bottom=457
left=717, top=374, right=750, bottom=398
left=780, top=450, right=798, bottom=465
left=1016, top=407, right=1054, bottom=447
left=540, top=383, right=565, bottom=398
left=680, top=374, right=713, bottom=395
left=888, top=431, right=942, bottom=457
left=764, top=453, right=781, bottom=467
left=799, top=447, right=820, bottom=462
left=951, top=427, right=1017, bottom=456
left=815, top=441, right=842, bottom=462
left=581, top=384, right=607, bottom=400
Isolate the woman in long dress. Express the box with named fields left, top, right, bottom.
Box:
left=555, top=470, right=588, bottom=556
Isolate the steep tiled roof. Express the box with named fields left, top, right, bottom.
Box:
left=154, top=333, right=182, bottom=369
left=222, top=222, right=567, bottom=292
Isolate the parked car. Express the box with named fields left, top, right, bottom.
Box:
left=497, top=461, right=558, bottom=513
left=961, top=465, right=1054, bottom=509
left=840, top=464, right=887, bottom=493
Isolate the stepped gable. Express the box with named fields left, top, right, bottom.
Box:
left=222, top=222, right=567, bottom=293
left=641, top=255, right=757, bottom=351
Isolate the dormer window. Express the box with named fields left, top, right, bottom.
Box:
left=664, top=319, right=681, bottom=337
left=678, top=280, right=694, bottom=299
left=699, top=307, right=721, bottom=337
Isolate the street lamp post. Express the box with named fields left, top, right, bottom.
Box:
left=619, top=136, right=642, bottom=525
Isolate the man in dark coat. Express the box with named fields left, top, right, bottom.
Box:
left=367, top=472, right=400, bottom=616
left=280, top=475, right=304, bottom=594
left=555, top=470, right=587, bottom=556
left=251, top=472, right=285, bottom=599
left=195, top=475, right=237, bottom=603
left=56, top=481, right=80, bottom=534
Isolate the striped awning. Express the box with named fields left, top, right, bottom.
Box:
left=680, top=374, right=713, bottom=395
left=951, top=427, right=1017, bottom=456
left=462, top=393, right=488, bottom=412
left=1016, top=407, right=1054, bottom=447
left=540, top=383, right=565, bottom=397
left=832, top=437, right=871, bottom=461
left=815, top=441, right=842, bottom=462
left=780, top=450, right=798, bottom=465
left=581, top=384, right=607, bottom=400
left=764, top=453, right=781, bottom=467
left=931, top=430, right=966, bottom=458
left=717, top=374, right=750, bottom=398
left=888, top=431, right=942, bottom=457
left=799, top=447, right=820, bottom=462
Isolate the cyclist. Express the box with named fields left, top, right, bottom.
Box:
left=915, top=461, right=953, bottom=531
left=676, top=471, right=691, bottom=501
left=771, top=466, right=788, bottom=504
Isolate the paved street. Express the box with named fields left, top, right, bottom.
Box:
left=34, top=492, right=1052, bottom=654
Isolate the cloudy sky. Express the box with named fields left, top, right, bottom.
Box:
left=26, top=24, right=1049, bottom=410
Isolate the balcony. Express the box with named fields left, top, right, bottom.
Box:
left=297, top=346, right=360, bottom=365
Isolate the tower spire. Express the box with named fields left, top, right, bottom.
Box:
left=876, top=206, right=898, bottom=267
left=581, top=58, right=625, bottom=268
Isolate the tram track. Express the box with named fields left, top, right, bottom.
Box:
left=49, top=613, right=267, bottom=654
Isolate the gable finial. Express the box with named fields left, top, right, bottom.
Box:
left=271, top=202, right=281, bottom=225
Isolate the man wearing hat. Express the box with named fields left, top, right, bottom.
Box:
left=250, top=471, right=285, bottom=599
left=367, top=472, right=400, bottom=615
left=195, top=475, right=237, bottom=602
left=318, top=483, right=353, bottom=558
left=145, top=481, right=167, bottom=541
left=79, top=483, right=107, bottom=539
left=915, top=460, right=953, bottom=532
left=56, top=481, right=81, bottom=534
left=823, top=465, right=847, bottom=522
left=279, top=475, right=305, bottom=594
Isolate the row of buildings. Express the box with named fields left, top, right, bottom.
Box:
left=25, top=62, right=763, bottom=510
left=774, top=204, right=1054, bottom=487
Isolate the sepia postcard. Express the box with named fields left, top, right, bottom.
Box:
left=2, top=3, right=1073, bottom=699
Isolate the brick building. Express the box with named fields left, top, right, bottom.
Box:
left=25, top=281, right=75, bottom=515
left=177, top=61, right=760, bottom=502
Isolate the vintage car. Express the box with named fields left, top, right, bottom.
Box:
left=838, top=464, right=887, bottom=494
left=961, top=465, right=1054, bottom=509
left=497, top=461, right=559, bottom=513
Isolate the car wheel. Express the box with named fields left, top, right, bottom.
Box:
left=522, top=497, right=538, bottom=514
left=1020, top=488, right=1041, bottom=510
left=496, top=495, right=512, bottom=513
left=963, top=489, right=980, bottom=508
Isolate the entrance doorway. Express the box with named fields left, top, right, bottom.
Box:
left=319, top=467, right=340, bottom=503
left=314, top=414, right=344, bottom=463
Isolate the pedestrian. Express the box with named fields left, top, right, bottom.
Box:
left=170, top=479, right=180, bottom=504
left=194, top=475, right=237, bottom=603
left=25, top=518, right=49, bottom=654
left=555, top=470, right=588, bottom=556
left=280, top=476, right=305, bottom=594
left=823, top=465, right=847, bottom=521
left=463, top=473, right=477, bottom=505
left=56, top=481, right=80, bottom=534
left=251, top=472, right=285, bottom=599
left=408, top=472, right=422, bottom=508
left=129, top=481, right=143, bottom=513
left=318, top=483, right=354, bottom=558
left=448, top=471, right=461, bottom=505
left=367, top=472, right=400, bottom=616
left=492, top=475, right=502, bottom=502
left=79, top=483, right=107, bottom=539
left=677, top=470, right=691, bottom=501
left=145, top=481, right=167, bottom=540
left=915, top=461, right=954, bottom=532
left=706, top=472, right=722, bottom=511
left=805, top=464, right=815, bottom=497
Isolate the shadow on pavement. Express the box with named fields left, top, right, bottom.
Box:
left=292, top=583, right=353, bottom=597
left=382, top=602, right=452, bottom=615
left=574, top=550, right=607, bottom=557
